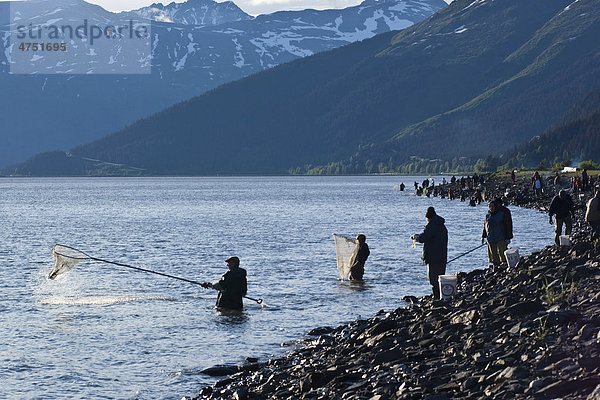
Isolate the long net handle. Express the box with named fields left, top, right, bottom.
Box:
left=447, top=243, right=486, bottom=264
left=89, top=256, right=264, bottom=304
left=88, top=256, right=205, bottom=286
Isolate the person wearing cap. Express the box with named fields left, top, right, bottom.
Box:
left=349, top=234, right=370, bottom=280
left=202, top=256, right=247, bottom=310
left=586, top=187, right=600, bottom=241
left=411, top=207, right=448, bottom=299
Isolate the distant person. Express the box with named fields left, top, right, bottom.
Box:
left=585, top=187, right=600, bottom=241
left=202, top=256, right=247, bottom=310
left=411, top=207, right=448, bottom=299
left=582, top=169, right=589, bottom=191
left=549, top=190, right=575, bottom=246
left=482, top=201, right=507, bottom=266
left=554, top=172, right=561, bottom=194
left=349, top=234, right=370, bottom=280
left=533, top=174, right=543, bottom=196
left=399, top=183, right=405, bottom=191
left=511, top=170, right=516, bottom=185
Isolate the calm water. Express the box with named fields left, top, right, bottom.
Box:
left=0, top=176, right=553, bottom=399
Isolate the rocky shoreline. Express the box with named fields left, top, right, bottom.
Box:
left=191, top=172, right=600, bottom=400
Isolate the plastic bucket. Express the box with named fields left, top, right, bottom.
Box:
left=559, top=235, right=570, bottom=246
left=438, top=275, right=457, bottom=299
left=504, top=248, right=520, bottom=268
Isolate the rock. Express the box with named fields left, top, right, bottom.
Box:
left=307, top=326, right=334, bottom=336
left=366, top=319, right=398, bottom=337
left=201, top=364, right=239, bottom=377
left=232, top=387, right=248, bottom=400
left=505, top=300, right=545, bottom=316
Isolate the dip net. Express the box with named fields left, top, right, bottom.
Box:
left=332, top=234, right=358, bottom=280
left=48, top=244, right=90, bottom=280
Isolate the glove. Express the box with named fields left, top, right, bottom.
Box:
left=201, top=282, right=211, bottom=288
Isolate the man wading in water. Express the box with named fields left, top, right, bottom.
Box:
left=349, top=234, right=370, bottom=280
left=411, top=207, right=448, bottom=299
left=202, top=256, right=247, bottom=310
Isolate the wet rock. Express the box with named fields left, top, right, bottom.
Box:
left=201, top=364, right=240, bottom=377
left=307, top=326, right=334, bottom=336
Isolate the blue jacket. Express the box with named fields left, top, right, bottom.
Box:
left=483, top=210, right=505, bottom=244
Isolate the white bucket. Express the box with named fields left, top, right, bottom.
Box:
left=438, top=275, right=457, bottom=299
left=504, top=248, right=520, bottom=268
left=559, top=235, right=570, bottom=246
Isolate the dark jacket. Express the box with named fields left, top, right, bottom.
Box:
left=498, top=205, right=513, bottom=240
left=215, top=267, right=247, bottom=310
left=415, top=214, right=448, bottom=264
left=549, top=195, right=574, bottom=219
left=349, top=243, right=370, bottom=280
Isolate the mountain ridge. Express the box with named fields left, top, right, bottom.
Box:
left=5, top=0, right=599, bottom=176
left=0, top=0, right=445, bottom=168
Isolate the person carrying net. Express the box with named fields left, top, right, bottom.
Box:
left=349, top=234, right=370, bottom=280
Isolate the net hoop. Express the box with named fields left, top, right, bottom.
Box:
left=333, top=234, right=358, bottom=280
left=52, top=244, right=90, bottom=260
left=47, top=244, right=90, bottom=280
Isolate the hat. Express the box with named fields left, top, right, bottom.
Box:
left=225, top=256, right=240, bottom=266
left=425, top=207, right=436, bottom=218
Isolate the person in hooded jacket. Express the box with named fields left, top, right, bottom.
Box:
left=411, top=207, right=448, bottom=299
left=202, top=256, right=247, bottom=310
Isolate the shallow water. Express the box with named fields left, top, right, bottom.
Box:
left=0, top=176, right=553, bottom=399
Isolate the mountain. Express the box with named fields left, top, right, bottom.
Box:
left=345, top=0, right=600, bottom=173
left=0, top=0, right=446, bottom=169
left=127, top=0, right=252, bottom=25
left=500, top=87, right=600, bottom=170
left=7, top=0, right=599, bottom=176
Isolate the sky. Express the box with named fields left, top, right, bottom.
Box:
left=84, top=0, right=452, bottom=17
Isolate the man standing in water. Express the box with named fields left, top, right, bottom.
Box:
left=411, top=207, right=448, bottom=299
left=202, top=256, right=247, bottom=310
left=349, top=234, right=370, bottom=280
